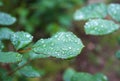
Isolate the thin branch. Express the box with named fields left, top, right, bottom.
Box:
left=7, top=60, right=32, bottom=76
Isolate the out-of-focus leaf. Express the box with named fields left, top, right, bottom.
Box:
left=0, top=1, right=3, bottom=6
left=0, top=52, right=22, bottom=63
left=84, top=19, right=119, bottom=35
left=10, top=31, right=33, bottom=50
left=108, top=4, right=120, bottom=22
left=71, top=72, right=107, bottom=81
left=74, top=3, right=107, bottom=20
left=115, top=50, right=120, bottom=59
left=94, top=73, right=108, bottom=81
left=33, top=32, right=84, bottom=59
left=71, top=72, right=94, bottom=81
left=59, top=15, right=72, bottom=27
left=0, top=27, right=14, bottom=40
left=46, top=23, right=66, bottom=35
left=0, top=41, right=4, bottom=51
left=63, top=68, right=76, bottom=81
left=0, top=12, right=16, bottom=25
left=0, top=68, right=14, bottom=81
left=18, top=65, right=41, bottom=77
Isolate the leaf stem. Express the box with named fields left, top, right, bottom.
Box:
left=18, top=48, right=31, bottom=53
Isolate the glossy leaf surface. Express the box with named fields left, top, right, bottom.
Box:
left=33, top=32, right=84, bottom=59
left=0, top=12, right=16, bottom=25
left=84, top=19, right=119, bottom=35
left=10, top=31, right=33, bottom=50
left=74, top=3, right=107, bottom=20
left=108, top=4, right=120, bottom=22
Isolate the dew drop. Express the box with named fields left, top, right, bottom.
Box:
left=69, top=47, right=72, bottom=49
left=43, top=44, right=46, bottom=47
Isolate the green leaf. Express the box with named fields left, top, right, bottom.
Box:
left=84, top=19, right=119, bottom=35
left=71, top=72, right=95, bottom=81
left=63, top=68, right=76, bottom=81
left=0, top=52, right=22, bottom=63
left=0, top=27, right=14, bottom=40
left=10, top=31, right=33, bottom=50
left=108, top=4, right=120, bottom=22
left=19, top=66, right=41, bottom=77
left=0, top=41, right=4, bottom=51
left=33, top=32, right=84, bottom=59
left=94, top=73, right=108, bottom=81
left=71, top=72, right=108, bottom=81
left=115, top=50, right=120, bottom=59
left=74, top=3, right=107, bottom=20
left=27, top=50, right=50, bottom=60
left=0, top=12, right=16, bottom=25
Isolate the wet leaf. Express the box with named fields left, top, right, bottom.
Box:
left=108, top=4, right=120, bottom=22
left=63, top=68, right=76, bottom=81
left=33, top=32, right=84, bottom=59
left=0, top=27, right=14, bottom=40
left=0, top=12, right=16, bottom=25
left=74, top=3, right=107, bottom=20
left=0, top=52, right=22, bottom=63
left=84, top=19, right=119, bottom=35
left=10, top=31, right=33, bottom=50
left=18, top=65, right=41, bottom=77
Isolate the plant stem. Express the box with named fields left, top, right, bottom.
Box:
left=7, top=60, right=32, bottom=76
left=18, top=48, right=31, bottom=53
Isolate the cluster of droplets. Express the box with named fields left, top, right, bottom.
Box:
left=74, top=3, right=107, bottom=20
left=33, top=32, right=84, bottom=59
left=85, top=19, right=119, bottom=35
left=108, top=4, right=120, bottom=22
left=0, top=12, right=16, bottom=25
left=10, top=31, right=33, bottom=50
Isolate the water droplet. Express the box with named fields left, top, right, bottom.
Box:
left=69, top=47, right=72, bottom=49
left=41, top=39, right=44, bottom=43
left=26, top=34, right=30, bottom=38
left=43, top=44, right=46, bottom=47
left=51, top=43, right=54, bottom=46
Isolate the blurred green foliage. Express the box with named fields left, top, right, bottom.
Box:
left=0, top=0, right=86, bottom=35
